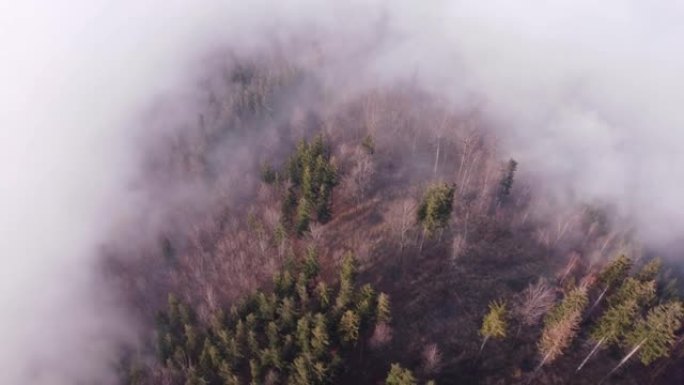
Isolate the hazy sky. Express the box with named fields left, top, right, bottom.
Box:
left=1, top=1, right=684, bottom=383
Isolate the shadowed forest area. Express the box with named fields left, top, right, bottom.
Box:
left=106, top=50, right=684, bottom=385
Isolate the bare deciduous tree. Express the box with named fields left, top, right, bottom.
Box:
left=386, top=198, right=417, bottom=256
left=451, top=234, right=465, bottom=262
left=307, top=222, right=325, bottom=246
left=422, top=343, right=442, bottom=373
left=369, top=322, right=393, bottom=349
left=348, top=149, right=374, bottom=204
left=516, top=280, right=556, bottom=328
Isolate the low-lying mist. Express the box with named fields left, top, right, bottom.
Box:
left=2, top=1, right=684, bottom=383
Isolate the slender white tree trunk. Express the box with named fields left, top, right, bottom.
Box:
left=577, top=338, right=605, bottom=372
left=599, top=339, right=647, bottom=385
left=586, top=286, right=610, bottom=317
left=479, top=336, right=489, bottom=354
left=434, top=136, right=441, bottom=176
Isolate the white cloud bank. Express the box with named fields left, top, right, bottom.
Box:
left=1, top=1, right=684, bottom=383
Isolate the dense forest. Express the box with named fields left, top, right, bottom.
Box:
left=106, top=50, right=684, bottom=385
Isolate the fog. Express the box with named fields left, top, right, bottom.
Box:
left=1, top=0, right=684, bottom=383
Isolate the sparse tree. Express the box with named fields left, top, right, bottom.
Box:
left=370, top=322, right=393, bottom=349
left=421, top=344, right=442, bottom=373
left=516, top=280, right=555, bottom=328
left=387, top=198, right=417, bottom=256
left=348, top=148, right=374, bottom=204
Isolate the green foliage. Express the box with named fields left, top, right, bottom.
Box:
left=335, top=281, right=353, bottom=312
left=356, top=284, right=376, bottom=319
left=297, top=273, right=311, bottom=307
left=361, top=134, right=375, bottom=155
left=591, top=300, right=638, bottom=345
left=339, top=310, right=361, bottom=345
left=315, top=282, right=331, bottom=310
left=279, top=135, right=338, bottom=235
left=260, top=161, right=277, bottom=184
left=538, top=287, right=588, bottom=364
left=497, top=159, right=518, bottom=204
left=311, top=313, right=330, bottom=358
left=340, top=252, right=358, bottom=284
left=417, top=183, right=455, bottom=235
left=626, top=301, right=684, bottom=365
left=303, top=247, right=320, bottom=280
left=598, top=254, right=633, bottom=288
left=281, top=187, right=298, bottom=229
left=296, top=198, right=312, bottom=236
left=154, top=249, right=382, bottom=385
left=480, top=300, right=508, bottom=340
left=185, top=367, right=207, bottom=385
left=230, top=62, right=295, bottom=118
left=376, top=293, right=392, bottom=324
left=544, top=287, right=588, bottom=327
left=385, top=364, right=417, bottom=385
left=636, top=258, right=662, bottom=282
left=607, top=277, right=656, bottom=309
left=274, top=270, right=295, bottom=297
left=296, top=313, right=312, bottom=352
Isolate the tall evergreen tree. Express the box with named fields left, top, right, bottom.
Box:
left=311, top=313, right=330, bottom=358
left=315, top=281, right=331, bottom=310
left=625, top=301, right=684, bottom=365
left=339, top=310, right=361, bottom=345
left=577, top=300, right=638, bottom=372
left=598, top=255, right=633, bottom=288
left=417, top=183, right=455, bottom=236
left=538, top=287, right=588, bottom=366
left=376, top=293, right=392, bottom=324
left=497, top=159, right=518, bottom=205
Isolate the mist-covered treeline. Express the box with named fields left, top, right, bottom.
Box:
left=105, top=51, right=683, bottom=385
left=5, top=2, right=684, bottom=385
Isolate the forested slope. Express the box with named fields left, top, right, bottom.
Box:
left=109, top=51, right=684, bottom=385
